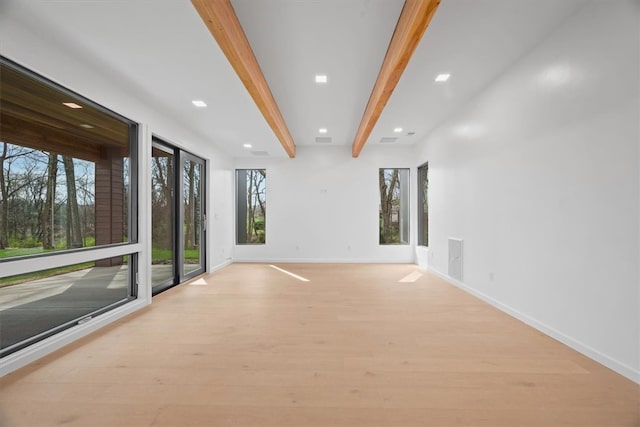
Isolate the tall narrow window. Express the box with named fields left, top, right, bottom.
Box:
left=236, top=169, right=266, bottom=244
left=417, top=162, right=429, bottom=246
left=379, top=168, right=409, bottom=244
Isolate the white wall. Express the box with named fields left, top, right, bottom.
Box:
left=234, top=145, right=416, bottom=263
left=415, top=0, right=639, bottom=381
left=209, top=165, right=235, bottom=270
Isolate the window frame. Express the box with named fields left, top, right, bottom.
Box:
left=235, top=168, right=266, bottom=245
left=0, top=56, right=139, bottom=256
left=150, top=137, right=207, bottom=294
left=0, top=56, right=140, bottom=357
left=378, top=167, right=410, bottom=245
left=417, top=162, right=429, bottom=247
left=178, top=150, right=207, bottom=282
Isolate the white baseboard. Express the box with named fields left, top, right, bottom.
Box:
left=0, top=299, right=147, bottom=377
left=209, top=258, right=233, bottom=272
left=428, top=267, right=640, bottom=384
left=231, top=257, right=414, bottom=264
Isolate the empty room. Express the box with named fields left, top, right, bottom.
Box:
left=0, top=0, right=638, bottom=426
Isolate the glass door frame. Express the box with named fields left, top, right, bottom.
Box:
left=151, top=139, right=177, bottom=294
left=178, top=151, right=206, bottom=282
left=151, top=138, right=206, bottom=295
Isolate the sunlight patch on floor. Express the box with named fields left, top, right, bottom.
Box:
left=398, top=271, right=423, bottom=283
left=189, top=278, right=209, bottom=286
left=269, top=265, right=310, bottom=282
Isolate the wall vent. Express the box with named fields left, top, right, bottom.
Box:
left=251, top=150, right=269, bottom=156
left=379, top=137, right=398, bottom=143
left=448, top=238, right=463, bottom=282
left=315, top=136, right=332, bottom=144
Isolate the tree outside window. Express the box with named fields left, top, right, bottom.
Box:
left=236, top=169, right=266, bottom=244
left=379, top=168, right=409, bottom=245
left=417, top=162, right=429, bottom=247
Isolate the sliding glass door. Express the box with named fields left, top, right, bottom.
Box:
left=151, top=143, right=175, bottom=291
left=151, top=139, right=205, bottom=294
left=180, top=153, right=205, bottom=281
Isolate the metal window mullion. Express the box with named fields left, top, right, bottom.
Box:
left=399, top=168, right=410, bottom=244
left=236, top=170, right=248, bottom=244
left=0, top=243, right=142, bottom=278
left=200, top=159, right=207, bottom=272
left=181, top=152, right=206, bottom=280
left=176, top=150, right=185, bottom=283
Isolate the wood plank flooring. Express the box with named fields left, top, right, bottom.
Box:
left=0, top=263, right=638, bottom=426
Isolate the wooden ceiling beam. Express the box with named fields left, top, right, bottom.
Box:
left=192, top=0, right=296, bottom=158
left=352, top=0, right=441, bottom=158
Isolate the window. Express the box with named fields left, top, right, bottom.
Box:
left=379, top=168, right=409, bottom=244
left=1, top=256, right=134, bottom=354
left=417, top=162, right=429, bottom=246
left=0, top=57, right=138, bottom=357
left=0, top=69, right=134, bottom=256
left=236, top=169, right=266, bottom=244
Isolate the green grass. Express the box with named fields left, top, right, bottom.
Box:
left=152, top=248, right=173, bottom=262
left=0, top=236, right=97, bottom=259
left=152, top=247, right=200, bottom=263
left=0, top=262, right=95, bottom=288
left=0, top=247, right=49, bottom=258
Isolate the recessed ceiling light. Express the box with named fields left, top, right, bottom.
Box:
left=315, top=74, right=328, bottom=84
left=394, top=127, right=403, bottom=133
left=318, top=128, right=328, bottom=134
left=243, top=143, right=253, bottom=148
left=63, top=102, right=83, bottom=109
left=435, top=73, right=451, bottom=83
left=79, top=124, right=94, bottom=129
left=192, top=100, right=207, bottom=107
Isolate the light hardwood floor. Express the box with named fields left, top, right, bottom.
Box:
left=0, top=263, right=638, bottom=426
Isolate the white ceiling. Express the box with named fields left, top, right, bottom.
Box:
left=232, top=0, right=405, bottom=149
left=2, top=0, right=587, bottom=159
